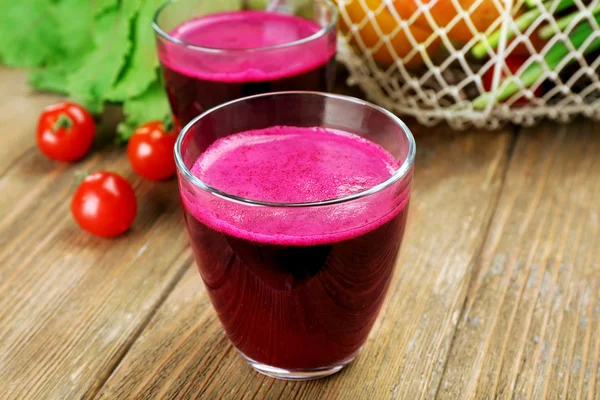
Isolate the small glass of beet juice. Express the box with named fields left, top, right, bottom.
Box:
left=175, top=92, right=415, bottom=380
left=153, top=0, right=338, bottom=129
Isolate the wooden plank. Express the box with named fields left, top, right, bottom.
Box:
left=437, top=120, right=600, bottom=399
left=0, top=68, right=61, bottom=174
left=0, top=70, right=194, bottom=399
left=97, top=125, right=514, bottom=399
left=0, top=68, right=63, bottom=225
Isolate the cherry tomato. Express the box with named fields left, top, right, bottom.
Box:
left=71, top=171, right=137, bottom=238
left=37, top=101, right=95, bottom=162
left=127, top=121, right=177, bottom=180
left=483, top=56, right=542, bottom=106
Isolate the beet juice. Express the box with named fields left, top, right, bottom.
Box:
left=155, top=10, right=337, bottom=128
left=178, top=125, right=413, bottom=378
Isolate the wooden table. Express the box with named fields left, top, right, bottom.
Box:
left=1, top=67, right=599, bottom=400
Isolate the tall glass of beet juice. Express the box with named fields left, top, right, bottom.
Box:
left=175, top=92, right=415, bottom=380
left=153, top=0, right=338, bottom=129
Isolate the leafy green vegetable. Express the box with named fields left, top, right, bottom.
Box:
left=55, top=0, right=95, bottom=56
left=107, top=0, right=164, bottom=102
left=66, top=1, right=140, bottom=113
left=0, top=0, right=62, bottom=67
left=29, top=0, right=95, bottom=94
left=0, top=0, right=253, bottom=141
left=29, top=65, right=73, bottom=94
left=117, top=80, right=171, bottom=142
left=94, top=0, right=121, bottom=16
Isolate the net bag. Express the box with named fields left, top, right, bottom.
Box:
left=335, top=0, right=600, bottom=129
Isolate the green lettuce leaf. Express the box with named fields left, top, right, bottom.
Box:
left=66, top=0, right=141, bottom=112
left=55, top=0, right=95, bottom=56
left=117, top=80, right=171, bottom=142
left=0, top=0, right=61, bottom=67
left=107, top=0, right=164, bottom=101
left=29, top=0, right=95, bottom=94
left=29, top=65, right=73, bottom=94
left=94, top=0, right=121, bottom=16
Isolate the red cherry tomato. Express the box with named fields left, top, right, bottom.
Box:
left=71, top=171, right=137, bottom=238
left=127, top=121, right=177, bottom=180
left=483, top=55, right=542, bottom=106
left=37, top=101, right=95, bottom=161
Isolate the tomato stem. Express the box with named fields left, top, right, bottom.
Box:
left=53, top=114, right=73, bottom=132
left=162, top=114, right=175, bottom=133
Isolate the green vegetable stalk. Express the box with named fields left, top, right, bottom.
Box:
left=525, top=0, right=542, bottom=8
left=472, top=0, right=574, bottom=59
left=539, top=4, right=600, bottom=39
left=472, top=14, right=600, bottom=109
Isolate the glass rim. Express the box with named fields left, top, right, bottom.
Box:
left=174, top=91, right=416, bottom=208
left=152, top=0, right=338, bottom=54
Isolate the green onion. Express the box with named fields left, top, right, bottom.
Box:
left=471, top=0, right=574, bottom=59
left=539, top=4, right=600, bottom=39
left=472, top=15, right=600, bottom=109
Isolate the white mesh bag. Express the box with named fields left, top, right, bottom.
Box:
left=335, top=0, right=600, bottom=129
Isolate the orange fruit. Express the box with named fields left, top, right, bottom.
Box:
left=339, top=0, right=440, bottom=68
left=392, top=0, right=504, bottom=43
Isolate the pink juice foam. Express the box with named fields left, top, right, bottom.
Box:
left=183, top=126, right=410, bottom=246
left=160, top=10, right=335, bottom=83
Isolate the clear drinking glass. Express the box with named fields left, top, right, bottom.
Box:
left=153, top=0, right=338, bottom=129
left=175, top=92, right=415, bottom=380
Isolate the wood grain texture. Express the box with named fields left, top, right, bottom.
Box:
left=5, top=65, right=598, bottom=399
left=97, top=125, right=514, bottom=399
left=0, top=69, right=63, bottom=225
left=0, top=68, right=194, bottom=400
left=437, top=120, right=600, bottom=399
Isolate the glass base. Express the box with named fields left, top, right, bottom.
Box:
left=239, top=349, right=360, bottom=381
